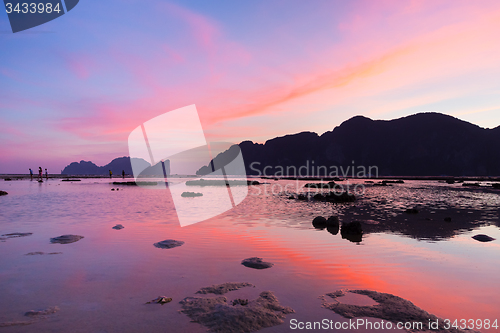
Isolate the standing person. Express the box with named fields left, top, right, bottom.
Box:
left=109, top=170, right=112, bottom=179
left=122, top=170, right=125, bottom=179
left=45, top=168, right=48, bottom=180
left=29, top=168, right=33, bottom=181
left=38, top=167, right=43, bottom=181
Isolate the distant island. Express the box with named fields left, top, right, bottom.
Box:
left=61, top=157, right=170, bottom=176
left=61, top=112, right=500, bottom=177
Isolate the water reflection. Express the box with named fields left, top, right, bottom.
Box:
left=0, top=179, right=499, bottom=332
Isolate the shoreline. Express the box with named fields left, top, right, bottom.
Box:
left=2, top=174, right=500, bottom=182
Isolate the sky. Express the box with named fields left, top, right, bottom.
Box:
left=1, top=0, right=500, bottom=173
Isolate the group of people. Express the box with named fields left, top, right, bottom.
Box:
left=29, top=167, right=48, bottom=181
left=28, top=168, right=126, bottom=180
left=109, top=170, right=126, bottom=179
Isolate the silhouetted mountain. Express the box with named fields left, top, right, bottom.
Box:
left=61, top=157, right=150, bottom=175
left=198, top=112, right=500, bottom=177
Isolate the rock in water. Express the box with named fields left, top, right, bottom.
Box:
left=196, top=282, right=254, bottom=295
left=24, top=306, right=59, bottom=317
left=321, top=290, right=477, bottom=333
left=241, top=257, right=274, bottom=269
left=154, top=239, right=184, bottom=249
left=0, top=190, right=8, bottom=196
left=472, top=234, right=496, bottom=242
left=146, top=296, right=172, bottom=305
left=341, top=221, right=363, bottom=243
left=405, top=208, right=419, bottom=214
left=179, top=290, right=294, bottom=332
left=50, top=235, right=84, bottom=244
left=327, top=225, right=340, bottom=236
left=112, top=224, right=125, bottom=230
left=181, top=192, right=203, bottom=197
left=1, top=232, right=32, bottom=238
left=312, top=216, right=327, bottom=229
left=326, top=216, right=340, bottom=227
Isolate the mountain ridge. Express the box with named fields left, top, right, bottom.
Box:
left=61, top=112, right=500, bottom=177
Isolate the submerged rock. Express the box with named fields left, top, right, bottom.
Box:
left=0, top=190, right=8, bottom=196
left=24, top=306, right=59, bottom=317
left=112, top=224, right=125, bottom=230
left=1, top=232, right=32, bottom=238
left=241, top=257, right=274, bottom=269
left=196, top=282, right=254, bottom=295
left=0, top=320, right=33, bottom=327
left=180, top=290, right=294, bottom=333
left=146, top=296, right=172, bottom=305
left=154, top=239, right=184, bottom=249
left=472, top=234, right=496, bottom=242
left=25, top=252, right=62, bottom=255
left=181, top=191, right=203, bottom=197
left=322, top=290, right=479, bottom=333
left=50, top=235, right=84, bottom=244
left=313, top=191, right=356, bottom=203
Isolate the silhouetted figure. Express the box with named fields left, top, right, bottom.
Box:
left=109, top=170, right=112, bottom=179
left=29, top=168, right=33, bottom=181
left=122, top=170, right=125, bottom=179
left=45, top=168, right=48, bottom=180
left=38, top=167, right=43, bottom=182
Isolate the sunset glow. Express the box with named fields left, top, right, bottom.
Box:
left=2, top=0, right=500, bottom=172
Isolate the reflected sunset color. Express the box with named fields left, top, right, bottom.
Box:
left=1, top=179, right=499, bottom=331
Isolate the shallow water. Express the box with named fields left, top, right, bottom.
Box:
left=0, top=178, right=499, bottom=332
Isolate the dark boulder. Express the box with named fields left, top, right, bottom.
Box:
left=326, top=216, right=340, bottom=227
left=341, top=221, right=363, bottom=243
left=472, top=234, right=495, bottom=242
left=312, top=216, right=327, bottom=229
left=0, top=191, right=8, bottom=196
left=50, top=235, right=84, bottom=244
left=326, top=224, right=339, bottom=235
